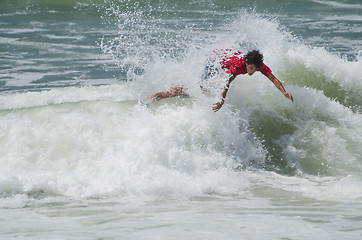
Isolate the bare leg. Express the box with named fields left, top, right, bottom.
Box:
left=150, top=86, right=188, bottom=101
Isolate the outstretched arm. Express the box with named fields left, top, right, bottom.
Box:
left=212, top=75, right=235, bottom=112
left=267, top=74, right=294, bottom=102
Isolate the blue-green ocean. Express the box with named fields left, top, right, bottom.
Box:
left=1, top=0, right=362, bottom=239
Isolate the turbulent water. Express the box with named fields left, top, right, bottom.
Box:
left=1, top=0, right=362, bottom=239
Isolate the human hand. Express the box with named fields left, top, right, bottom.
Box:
left=212, top=101, right=224, bottom=112
left=284, top=92, right=294, bottom=102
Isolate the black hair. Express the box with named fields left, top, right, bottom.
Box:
left=245, top=50, right=264, bottom=68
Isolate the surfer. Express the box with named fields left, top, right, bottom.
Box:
left=150, top=49, right=294, bottom=112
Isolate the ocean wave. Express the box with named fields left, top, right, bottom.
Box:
left=1, top=0, right=361, bottom=201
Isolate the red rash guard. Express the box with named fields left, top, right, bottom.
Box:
left=215, top=49, right=272, bottom=78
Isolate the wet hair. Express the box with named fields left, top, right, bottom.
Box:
left=245, top=50, right=264, bottom=68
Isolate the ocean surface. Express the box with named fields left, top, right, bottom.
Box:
left=1, top=0, right=362, bottom=239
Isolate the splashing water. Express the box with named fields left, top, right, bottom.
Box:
left=1, top=0, right=362, bottom=239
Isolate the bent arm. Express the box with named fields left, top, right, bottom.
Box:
left=212, top=75, right=235, bottom=112
left=267, top=74, right=294, bottom=102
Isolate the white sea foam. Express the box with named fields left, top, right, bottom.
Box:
left=1, top=5, right=362, bottom=201
left=313, top=0, right=362, bottom=9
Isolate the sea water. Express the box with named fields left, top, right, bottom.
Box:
left=1, top=0, right=362, bottom=239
